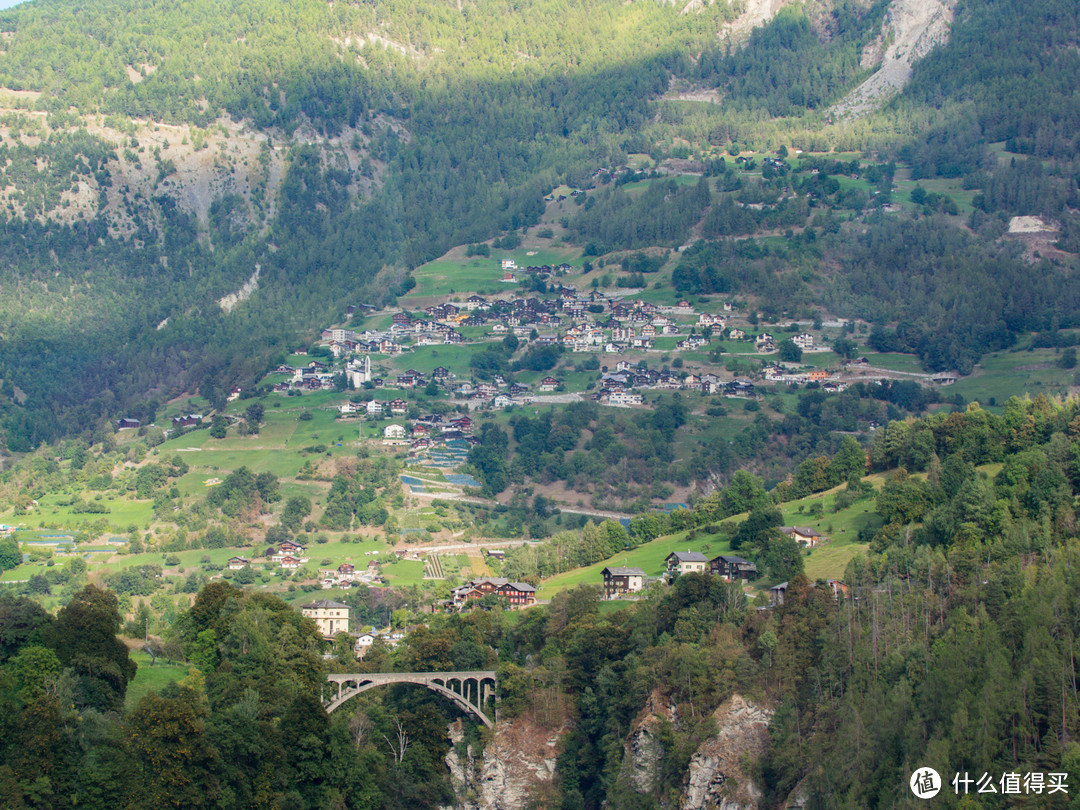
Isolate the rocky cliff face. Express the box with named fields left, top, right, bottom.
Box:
left=618, top=689, right=774, bottom=810
left=442, top=714, right=565, bottom=810
left=681, top=694, right=774, bottom=810
left=832, top=0, right=957, bottom=116
left=443, top=691, right=773, bottom=809
left=623, top=689, right=680, bottom=793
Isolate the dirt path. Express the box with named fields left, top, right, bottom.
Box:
left=841, top=365, right=939, bottom=380
left=392, top=538, right=535, bottom=554
left=408, top=487, right=635, bottom=522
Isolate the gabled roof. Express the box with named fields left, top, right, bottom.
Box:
left=668, top=551, right=709, bottom=563
left=603, top=566, right=647, bottom=577
left=501, top=582, right=536, bottom=592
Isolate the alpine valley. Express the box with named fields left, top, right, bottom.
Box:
left=0, top=0, right=1078, bottom=807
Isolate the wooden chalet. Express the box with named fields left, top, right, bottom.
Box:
left=497, top=582, right=536, bottom=607
left=601, top=566, right=647, bottom=599
left=709, top=555, right=758, bottom=582
left=451, top=578, right=536, bottom=608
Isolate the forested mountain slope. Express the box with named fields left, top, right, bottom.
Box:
left=0, top=0, right=735, bottom=449
left=0, top=0, right=1074, bottom=452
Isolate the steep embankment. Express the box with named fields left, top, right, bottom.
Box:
left=617, top=688, right=775, bottom=809
left=681, top=694, right=774, bottom=810
left=0, top=104, right=396, bottom=240
left=717, top=0, right=792, bottom=36
left=443, top=714, right=567, bottom=810
left=832, top=0, right=956, bottom=116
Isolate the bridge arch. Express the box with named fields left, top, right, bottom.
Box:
left=324, top=671, right=497, bottom=728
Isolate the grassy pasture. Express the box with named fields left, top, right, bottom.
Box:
left=406, top=246, right=582, bottom=300
left=536, top=528, right=731, bottom=599
left=860, top=352, right=926, bottom=373
left=389, top=344, right=487, bottom=375
left=25, top=493, right=155, bottom=531
left=619, top=174, right=702, bottom=194
left=125, top=650, right=190, bottom=710
left=949, top=349, right=1075, bottom=405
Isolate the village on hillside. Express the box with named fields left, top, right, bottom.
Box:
left=216, top=257, right=961, bottom=464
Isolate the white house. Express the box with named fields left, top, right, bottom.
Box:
left=666, top=551, right=708, bottom=576
left=383, top=424, right=406, bottom=439
left=354, top=632, right=377, bottom=657
left=608, top=390, right=643, bottom=406
left=780, top=526, right=825, bottom=547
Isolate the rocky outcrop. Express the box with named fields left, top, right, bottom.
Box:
left=780, top=777, right=812, bottom=809
left=681, top=694, right=774, bottom=810
left=442, top=714, right=564, bottom=810
left=443, top=690, right=773, bottom=809
left=717, top=0, right=792, bottom=36
left=219, top=264, right=260, bottom=313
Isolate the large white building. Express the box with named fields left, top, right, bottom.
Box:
left=301, top=599, right=351, bottom=638
left=347, top=356, right=372, bottom=388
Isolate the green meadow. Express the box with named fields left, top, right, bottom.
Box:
left=125, top=650, right=191, bottom=710
left=26, top=494, right=155, bottom=532
left=950, top=348, right=1075, bottom=406
left=536, top=528, right=732, bottom=599
left=799, top=351, right=841, bottom=369
left=406, top=259, right=507, bottom=299
left=860, top=352, right=927, bottom=373
left=389, top=344, right=488, bottom=375
left=406, top=246, right=582, bottom=300
left=620, top=174, right=702, bottom=194
left=380, top=558, right=427, bottom=587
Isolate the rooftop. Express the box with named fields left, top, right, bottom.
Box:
left=301, top=599, right=350, bottom=610
left=603, top=566, right=647, bottom=576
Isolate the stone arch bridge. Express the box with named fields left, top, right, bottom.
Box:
left=324, top=671, right=498, bottom=728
